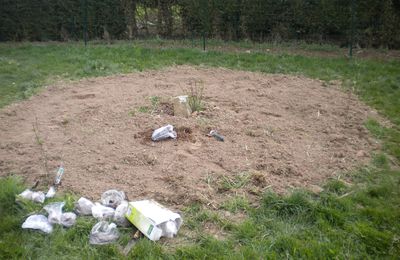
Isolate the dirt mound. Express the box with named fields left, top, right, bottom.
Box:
left=0, top=66, right=380, bottom=208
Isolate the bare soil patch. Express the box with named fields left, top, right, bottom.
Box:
left=0, top=66, right=380, bottom=208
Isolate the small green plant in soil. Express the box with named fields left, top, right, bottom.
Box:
left=187, top=80, right=204, bottom=113
left=149, top=96, right=160, bottom=108
left=132, top=96, right=161, bottom=115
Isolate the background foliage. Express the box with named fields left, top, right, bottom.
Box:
left=1, top=0, right=400, bottom=48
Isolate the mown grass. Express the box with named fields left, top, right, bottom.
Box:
left=130, top=37, right=343, bottom=53
left=0, top=41, right=400, bottom=258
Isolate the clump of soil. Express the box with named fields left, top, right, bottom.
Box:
left=156, top=102, right=174, bottom=116
left=0, top=66, right=381, bottom=208
left=251, top=171, right=267, bottom=187
left=134, top=129, right=153, bottom=144
left=176, top=126, right=194, bottom=142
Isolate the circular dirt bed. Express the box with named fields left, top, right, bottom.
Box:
left=0, top=66, right=380, bottom=207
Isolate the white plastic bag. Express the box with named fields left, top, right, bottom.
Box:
left=151, top=125, right=177, bottom=141
left=113, top=201, right=130, bottom=227
left=44, top=202, right=65, bottom=224
left=61, top=212, right=77, bottom=227
left=45, top=186, right=56, bottom=198
left=89, top=221, right=119, bottom=245
left=160, top=220, right=179, bottom=238
left=19, top=189, right=45, bottom=203
left=31, top=191, right=46, bottom=203
left=22, top=214, right=53, bottom=234
left=100, top=190, right=126, bottom=208
left=75, top=197, right=95, bottom=215
left=92, top=202, right=115, bottom=220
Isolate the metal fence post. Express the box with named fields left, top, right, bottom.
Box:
left=203, top=31, right=206, bottom=51
left=349, top=0, right=355, bottom=58
left=83, top=0, right=88, bottom=47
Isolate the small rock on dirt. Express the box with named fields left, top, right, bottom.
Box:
left=356, top=150, right=367, bottom=157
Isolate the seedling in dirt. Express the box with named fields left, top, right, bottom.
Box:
left=131, top=96, right=161, bottom=115
left=32, top=117, right=50, bottom=182
left=196, top=117, right=213, bottom=133
left=187, top=80, right=204, bottom=113
left=264, top=126, right=275, bottom=137
left=35, top=136, right=44, bottom=145
left=137, top=106, right=150, bottom=113
left=245, top=130, right=257, bottom=137
left=61, top=119, right=69, bottom=125
left=204, top=173, right=215, bottom=189
left=149, top=96, right=160, bottom=107
left=128, top=110, right=136, bottom=116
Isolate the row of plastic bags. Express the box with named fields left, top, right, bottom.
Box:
left=22, top=202, right=76, bottom=234
left=20, top=188, right=183, bottom=245
left=20, top=189, right=129, bottom=245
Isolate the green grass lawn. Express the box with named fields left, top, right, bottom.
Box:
left=0, top=41, right=399, bottom=259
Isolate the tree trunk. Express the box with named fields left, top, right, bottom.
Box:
left=144, top=5, right=149, bottom=36
left=157, top=0, right=173, bottom=38
left=125, top=0, right=138, bottom=39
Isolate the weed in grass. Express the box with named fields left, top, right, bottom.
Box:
left=323, top=179, right=349, bottom=195
left=365, top=118, right=400, bottom=161
left=128, top=238, right=164, bottom=258
left=365, top=118, right=387, bottom=139
left=183, top=203, right=234, bottom=232
left=262, top=191, right=316, bottom=221
left=372, top=153, right=389, bottom=169
left=217, top=172, right=251, bottom=192
left=220, top=196, right=250, bottom=213
left=0, top=176, right=25, bottom=216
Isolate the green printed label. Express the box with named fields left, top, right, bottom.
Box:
left=147, top=225, right=154, bottom=235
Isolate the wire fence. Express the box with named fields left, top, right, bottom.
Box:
left=1, top=0, right=400, bottom=55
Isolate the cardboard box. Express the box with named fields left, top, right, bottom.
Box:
left=125, top=200, right=182, bottom=241
left=173, top=95, right=191, bottom=117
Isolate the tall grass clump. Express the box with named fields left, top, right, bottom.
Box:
left=187, top=80, right=204, bottom=113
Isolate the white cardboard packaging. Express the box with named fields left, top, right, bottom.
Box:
left=173, top=95, right=191, bottom=117
left=125, top=200, right=182, bottom=241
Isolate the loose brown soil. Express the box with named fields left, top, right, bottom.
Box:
left=0, top=66, right=381, bottom=208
